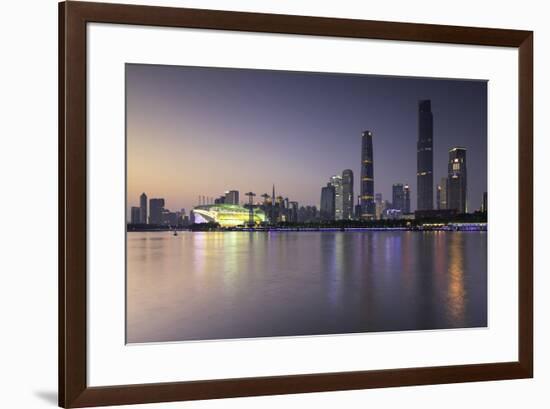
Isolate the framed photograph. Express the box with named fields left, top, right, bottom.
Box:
left=59, top=1, right=533, bottom=407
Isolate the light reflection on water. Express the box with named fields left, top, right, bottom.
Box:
left=126, top=231, right=487, bottom=343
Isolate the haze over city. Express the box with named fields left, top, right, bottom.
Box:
left=126, top=63, right=487, bottom=215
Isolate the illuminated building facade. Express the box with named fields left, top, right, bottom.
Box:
left=360, top=130, right=375, bottom=219
left=354, top=195, right=362, bottom=219
left=392, top=183, right=405, bottom=212
left=330, top=174, right=344, bottom=220
left=437, top=177, right=448, bottom=210
left=417, top=100, right=433, bottom=210
left=447, top=147, right=467, bottom=213
left=192, top=204, right=266, bottom=227
left=404, top=184, right=411, bottom=214
left=342, top=169, right=354, bottom=220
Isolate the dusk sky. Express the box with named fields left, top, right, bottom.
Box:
left=126, top=64, right=487, bottom=215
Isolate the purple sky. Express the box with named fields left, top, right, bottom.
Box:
left=126, top=64, right=487, bottom=214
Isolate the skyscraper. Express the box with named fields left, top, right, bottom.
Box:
left=130, top=206, right=141, bottom=224
left=320, top=183, right=335, bottom=220
left=403, top=184, right=411, bottom=214
left=360, top=130, right=375, bottom=219
left=481, top=191, right=487, bottom=213
left=269, top=185, right=276, bottom=223
left=392, top=183, right=405, bottom=211
left=149, top=198, right=165, bottom=225
left=374, top=193, right=384, bottom=220
left=437, top=177, right=448, bottom=210
left=224, top=190, right=239, bottom=205
left=139, top=192, right=147, bottom=224
left=330, top=175, right=343, bottom=220
left=342, top=169, right=354, bottom=220
left=289, top=201, right=299, bottom=222
left=417, top=100, right=434, bottom=210
left=355, top=195, right=363, bottom=219
left=447, top=147, right=467, bottom=213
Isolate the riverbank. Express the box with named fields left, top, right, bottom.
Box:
left=127, top=223, right=487, bottom=233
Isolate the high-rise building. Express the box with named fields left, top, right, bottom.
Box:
left=392, top=183, right=405, bottom=212
left=360, top=130, right=375, bottom=219
left=403, top=184, right=411, bottom=214
left=437, top=177, right=448, bottom=210
left=224, top=190, right=239, bottom=205
left=139, top=192, right=147, bottom=224
left=354, top=195, right=362, bottom=219
left=417, top=100, right=434, bottom=210
left=381, top=200, right=392, bottom=219
left=289, top=201, right=299, bottom=222
left=149, top=198, right=165, bottom=225
left=274, top=195, right=284, bottom=222
left=330, top=175, right=344, bottom=220
left=481, top=191, right=487, bottom=213
left=342, top=169, right=354, bottom=220
left=320, top=183, right=336, bottom=220
left=130, top=206, right=141, bottom=224
left=374, top=193, right=384, bottom=220
left=447, top=147, right=467, bottom=213
left=268, top=185, right=277, bottom=223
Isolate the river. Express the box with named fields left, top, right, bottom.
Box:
left=126, top=230, right=487, bottom=343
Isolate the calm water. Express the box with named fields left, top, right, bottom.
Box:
left=126, top=231, right=487, bottom=343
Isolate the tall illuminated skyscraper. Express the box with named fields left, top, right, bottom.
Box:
left=417, top=100, right=433, bottom=210
left=448, top=147, right=467, bottom=213
left=392, top=183, right=405, bottom=211
left=354, top=195, right=362, bottom=219
left=360, top=130, right=375, bottom=219
left=342, top=169, right=354, bottom=220
left=330, top=174, right=344, bottom=220
left=403, top=184, right=411, bottom=214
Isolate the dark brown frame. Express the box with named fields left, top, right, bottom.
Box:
left=59, top=1, right=533, bottom=407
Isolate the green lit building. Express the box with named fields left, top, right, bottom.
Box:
left=192, top=204, right=266, bottom=227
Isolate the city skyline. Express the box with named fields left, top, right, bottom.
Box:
left=127, top=64, right=487, bottom=215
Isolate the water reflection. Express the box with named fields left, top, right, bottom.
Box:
left=447, top=232, right=466, bottom=325
left=126, top=231, right=487, bottom=343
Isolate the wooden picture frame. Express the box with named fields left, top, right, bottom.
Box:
left=59, top=1, right=533, bottom=407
